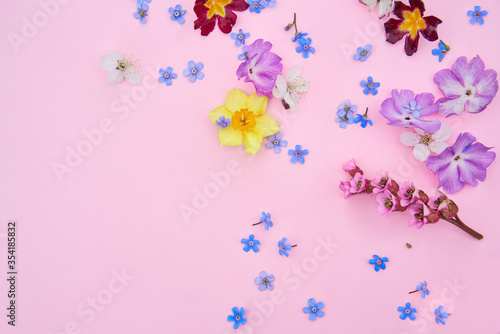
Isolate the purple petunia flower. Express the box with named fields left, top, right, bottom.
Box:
left=236, top=39, right=283, bottom=98
left=434, top=56, right=498, bottom=116
left=379, top=89, right=441, bottom=133
left=426, top=132, right=496, bottom=194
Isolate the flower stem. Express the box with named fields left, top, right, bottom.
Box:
left=252, top=222, right=263, bottom=226
left=440, top=40, right=451, bottom=51
left=285, top=13, right=297, bottom=32
left=408, top=290, right=418, bottom=294
left=293, top=13, right=299, bottom=33
left=441, top=215, right=483, bottom=240
left=291, top=245, right=297, bottom=247
left=363, top=107, right=369, bottom=117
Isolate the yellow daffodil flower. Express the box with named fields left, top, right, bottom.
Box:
left=209, top=89, right=279, bottom=154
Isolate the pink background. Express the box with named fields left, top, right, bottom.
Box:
left=1, top=0, right=500, bottom=333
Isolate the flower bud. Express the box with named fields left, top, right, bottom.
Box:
left=448, top=200, right=459, bottom=214
left=441, top=208, right=457, bottom=219
left=418, top=190, right=429, bottom=204
left=342, top=158, right=357, bottom=173
left=389, top=179, right=400, bottom=193
left=426, top=212, right=440, bottom=224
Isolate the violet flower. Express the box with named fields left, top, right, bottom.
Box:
left=376, top=189, right=399, bottom=216
left=379, top=89, right=441, bottom=133
left=236, top=39, right=283, bottom=98
left=434, top=56, right=498, bottom=116
left=426, top=132, right=496, bottom=194
left=397, top=181, right=419, bottom=207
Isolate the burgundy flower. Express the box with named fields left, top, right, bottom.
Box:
left=194, top=0, right=249, bottom=36
left=384, top=0, right=442, bottom=56
left=426, top=132, right=496, bottom=194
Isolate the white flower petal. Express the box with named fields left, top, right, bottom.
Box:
left=414, top=127, right=426, bottom=136
left=433, top=122, right=452, bottom=141
left=400, top=131, right=421, bottom=147
left=294, top=77, right=310, bottom=93
left=124, top=67, right=142, bottom=85
left=107, top=50, right=123, bottom=60
left=100, top=55, right=120, bottom=72
left=107, top=69, right=124, bottom=84
left=428, top=141, right=449, bottom=154
left=286, top=65, right=302, bottom=82
left=288, top=91, right=299, bottom=104
left=378, top=0, right=394, bottom=18
left=284, top=93, right=298, bottom=112
left=361, top=0, right=378, bottom=11
left=413, top=144, right=431, bottom=161
left=272, top=75, right=287, bottom=98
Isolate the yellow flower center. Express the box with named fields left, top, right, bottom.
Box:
left=400, top=9, right=427, bottom=39
left=205, top=0, right=231, bottom=19
left=231, top=109, right=256, bottom=133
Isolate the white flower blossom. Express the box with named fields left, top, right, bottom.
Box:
left=360, top=0, right=395, bottom=18
left=272, top=65, right=310, bottom=112
left=400, top=123, right=452, bottom=161
left=100, top=50, right=142, bottom=85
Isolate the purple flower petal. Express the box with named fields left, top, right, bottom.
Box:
left=427, top=132, right=496, bottom=193
left=476, top=69, right=499, bottom=98
left=392, top=89, right=414, bottom=112
left=450, top=132, right=476, bottom=153
left=425, top=148, right=454, bottom=174
left=236, top=39, right=282, bottom=97
left=451, top=56, right=484, bottom=88
left=435, top=56, right=498, bottom=116
left=434, top=69, right=464, bottom=97
left=436, top=160, right=464, bottom=193
left=379, top=90, right=441, bottom=132
left=414, top=93, right=438, bottom=116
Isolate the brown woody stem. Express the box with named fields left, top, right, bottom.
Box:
left=441, top=215, right=483, bottom=240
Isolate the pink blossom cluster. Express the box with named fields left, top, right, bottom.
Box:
left=339, top=159, right=481, bottom=240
